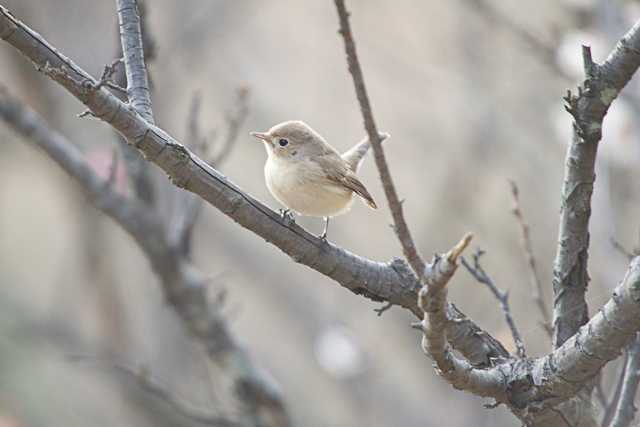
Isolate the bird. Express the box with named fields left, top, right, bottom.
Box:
left=250, top=120, right=388, bottom=240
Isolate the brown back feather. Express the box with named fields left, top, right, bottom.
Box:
left=315, top=154, right=377, bottom=209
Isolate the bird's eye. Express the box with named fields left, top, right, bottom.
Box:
left=278, top=138, right=289, bottom=147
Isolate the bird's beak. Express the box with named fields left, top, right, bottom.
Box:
left=250, top=131, right=271, bottom=144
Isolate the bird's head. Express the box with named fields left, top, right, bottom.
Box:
left=250, top=120, right=329, bottom=160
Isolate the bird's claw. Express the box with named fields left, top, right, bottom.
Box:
left=279, top=209, right=295, bottom=225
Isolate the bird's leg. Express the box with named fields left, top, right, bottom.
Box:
left=279, top=208, right=295, bottom=225
left=319, top=217, right=330, bottom=241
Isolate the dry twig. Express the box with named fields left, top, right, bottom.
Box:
left=334, top=0, right=425, bottom=279
left=509, top=181, right=551, bottom=337
left=461, top=249, right=526, bottom=358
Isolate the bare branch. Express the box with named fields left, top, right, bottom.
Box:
left=71, top=356, right=240, bottom=427
left=609, top=334, right=640, bottom=427
left=553, top=20, right=640, bottom=348
left=418, top=256, right=640, bottom=425
left=461, top=249, right=526, bottom=358
left=417, top=234, right=508, bottom=396
left=116, top=0, right=154, bottom=123
left=0, top=88, right=290, bottom=427
left=509, top=181, right=551, bottom=337
left=111, top=0, right=155, bottom=205
left=0, top=6, right=510, bottom=368
left=0, top=87, right=162, bottom=248
left=95, top=57, right=126, bottom=94
left=334, top=0, right=425, bottom=280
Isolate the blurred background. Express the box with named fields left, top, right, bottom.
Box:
left=1, top=0, right=639, bottom=426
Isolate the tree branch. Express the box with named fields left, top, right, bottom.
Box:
left=509, top=181, right=551, bottom=337
left=116, top=0, right=154, bottom=123
left=609, top=334, right=640, bottom=427
left=72, top=357, right=241, bottom=427
left=334, top=0, right=426, bottom=280
left=461, top=250, right=526, bottom=358
left=553, top=20, right=640, bottom=348
left=418, top=255, right=640, bottom=426
left=0, top=88, right=290, bottom=427
left=417, top=235, right=508, bottom=397
left=0, top=4, right=509, bottom=368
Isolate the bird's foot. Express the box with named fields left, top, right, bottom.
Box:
left=318, top=231, right=328, bottom=242
left=279, top=209, right=295, bottom=225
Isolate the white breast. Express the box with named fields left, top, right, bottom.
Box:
left=264, top=156, right=353, bottom=217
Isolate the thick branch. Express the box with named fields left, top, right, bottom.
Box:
left=0, top=5, right=509, bottom=367
left=529, top=258, right=640, bottom=408
left=334, top=0, right=426, bottom=279
left=116, top=0, right=154, bottom=123
left=553, top=20, right=640, bottom=348
left=417, top=256, right=640, bottom=426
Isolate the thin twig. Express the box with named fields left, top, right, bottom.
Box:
left=461, top=249, right=526, bottom=358
left=509, top=181, right=552, bottom=337
left=95, top=57, right=126, bottom=94
left=334, top=0, right=425, bottom=280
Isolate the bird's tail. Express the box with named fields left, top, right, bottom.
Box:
left=341, top=132, right=390, bottom=172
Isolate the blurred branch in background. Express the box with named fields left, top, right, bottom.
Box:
left=70, top=355, right=240, bottom=427
left=0, top=1, right=290, bottom=424
left=0, top=87, right=288, bottom=427
left=464, top=0, right=569, bottom=79
left=168, top=87, right=249, bottom=258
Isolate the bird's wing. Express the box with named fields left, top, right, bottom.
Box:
left=316, top=155, right=377, bottom=209
left=341, top=132, right=390, bottom=172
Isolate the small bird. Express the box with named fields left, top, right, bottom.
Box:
left=250, top=120, right=388, bottom=240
